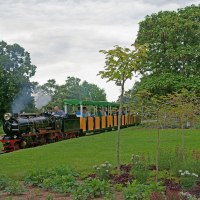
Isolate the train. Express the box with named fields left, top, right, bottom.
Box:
left=0, top=99, right=140, bottom=153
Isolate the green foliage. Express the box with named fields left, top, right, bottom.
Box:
left=131, top=154, right=150, bottom=183
left=98, top=44, right=147, bottom=174
left=0, top=175, right=25, bottom=195
left=179, top=170, right=198, bottom=190
left=135, top=5, right=200, bottom=96
left=46, top=194, right=54, bottom=200
left=158, top=148, right=200, bottom=177
left=24, top=167, right=79, bottom=188
left=0, top=41, right=37, bottom=116
left=98, top=45, right=147, bottom=84
left=123, top=180, right=165, bottom=200
left=93, top=161, right=112, bottom=180
left=39, top=77, right=107, bottom=109
left=0, top=175, right=10, bottom=190
left=4, top=181, right=25, bottom=195
left=71, top=178, right=113, bottom=200
left=123, top=180, right=150, bottom=200
left=41, top=174, right=77, bottom=193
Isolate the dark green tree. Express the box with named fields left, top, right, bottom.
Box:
left=81, top=81, right=106, bottom=101
left=0, top=41, right=36, bottom=117
left=135, top=5, right=200, bottom=95
left=39, top=77, right=107, bottom=110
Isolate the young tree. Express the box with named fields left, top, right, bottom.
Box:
left=98, top=44, right=147, bottom=174
left=164, top=89, right=198, bottom=161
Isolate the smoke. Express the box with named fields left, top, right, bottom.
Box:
left=34, top=91, right=51, bottom=109
left=12, top=87, right=33, bottom=113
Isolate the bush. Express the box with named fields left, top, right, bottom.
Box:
left=131, top=154, right=150, bottom=184
left=4, top=181, right=25, bottom=195
left=0, top=175, right=10, bottom=190
left=0, top=175, right=25, bottom=195
left=41, top=174, right=78, bottom=193
left=179, top=170, right=198, bottom=190
left=71, top=178, right=114, bottom=200
left=93, top=161, right=112, bottom=180
left=24, top=167, right=79, bottom=187
left=123, top=180, right=150, bottom=200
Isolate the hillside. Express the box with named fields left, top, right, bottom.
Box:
left=1, top=127, right=200, bottom=178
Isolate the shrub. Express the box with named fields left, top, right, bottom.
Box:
left=112, top=173, right=133, bottom=186
left=93, top=161, right=112, bottom=180
left=0, top=175, right=10, bottom=190
left=179, top=170, right=198, bottom=190
left=71, top=178, right=113, bottom=200
left=24, top=167, right=79, bottom=187
left=131, top=154, right=149, bottom=184
left=4, top=181, right=26, bottom=195
left=0, top=175, right=25, bottom=195
left=123, top=180, right=150, bottom=200
left=41, top=174, right=78, bottom=193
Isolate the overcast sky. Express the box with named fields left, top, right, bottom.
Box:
left=0, top=0, right=199, bottom=101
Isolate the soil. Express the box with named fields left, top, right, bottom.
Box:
left=0, top=185, right=124, bottom=200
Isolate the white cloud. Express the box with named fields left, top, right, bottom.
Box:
left=0, top=0, right=199, bottom=101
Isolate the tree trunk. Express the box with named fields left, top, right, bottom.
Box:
left=117, top=83, right=124, bottom=175
left=181, top=124, right=185, bottom=161
left=156, top=127, right=160, bottom=182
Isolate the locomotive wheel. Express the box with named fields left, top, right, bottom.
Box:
left=14, top=143, right=20, bottom=150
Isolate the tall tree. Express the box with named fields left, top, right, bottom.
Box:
left=135, top=5, right=200, bottom=95
left=39, top=77, right=107, bottom=110
left=0, top=41, right=36, bottom=117
left=81, top=81, right=106, bottom=101
left=98, top=44, right=147, bottom=174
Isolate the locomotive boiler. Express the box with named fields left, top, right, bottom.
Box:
left=3, top=113, right=63, bottom=137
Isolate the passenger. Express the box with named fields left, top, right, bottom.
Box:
left=76, top=107, right=81, bottom=117
left=83, top=106, right=90, bottom=118
left=102, top=108, right=107, bottom=116
left=46, top=106, right=52, bottom=114
left=97, top=107, right=102, bottom=117
left=53, top=106, right=65, bottom=117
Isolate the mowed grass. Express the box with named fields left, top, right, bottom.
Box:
left=0, top=127, right=200, bottom=179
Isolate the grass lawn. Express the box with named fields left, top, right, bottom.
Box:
left=0, top=127, right=200, bottom=179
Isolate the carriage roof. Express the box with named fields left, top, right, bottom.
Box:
left=64, top=99, right=119, bottom=107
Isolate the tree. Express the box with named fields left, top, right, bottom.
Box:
left=135, top=5, right=200, bottom=95
left=0, top=41, right=36, bottom=117
left=38, top=77, right=107, bottom=110
left=98, top=44, right=147, bottom=174
left=164, top=89, right=198, bottom=161
left=81, top=81, right=106, bottom=101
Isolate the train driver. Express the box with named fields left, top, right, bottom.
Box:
left=53, top=106, right=65, bottom=117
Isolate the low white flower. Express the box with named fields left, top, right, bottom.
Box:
left=192, top=173, right=198, bottom=177
left=179, top=170, right=183, bottom=173
left=185, top=170, right=190, bottom=175
left=181, top=173, right=185, bottom=176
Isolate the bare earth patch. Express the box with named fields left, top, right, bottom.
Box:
left=0, top=186, right=124, bottom=200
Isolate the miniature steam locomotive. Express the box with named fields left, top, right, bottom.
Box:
left=1, top=112, right=80, bottom=152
